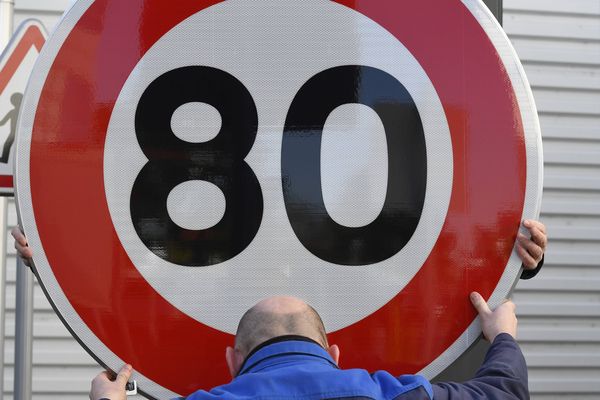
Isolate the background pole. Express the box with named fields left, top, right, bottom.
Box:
left=14, top=256, right=33, bottom=400
left=0, top=0, right=14, bottom=45
left=0, top=200, right=7, bottom=397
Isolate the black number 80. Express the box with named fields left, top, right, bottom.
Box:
left=131, top=65, right=426, bottom=267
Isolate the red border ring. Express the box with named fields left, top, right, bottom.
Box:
left=25, top=0, right=525, bottom=396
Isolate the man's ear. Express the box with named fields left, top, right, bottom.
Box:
left=327, top=344, right=340, bottom=365
left=225, top=346, right=245, bottom=378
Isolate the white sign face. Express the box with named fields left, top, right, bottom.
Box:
left=15, top=0, right=542, bottom=398
left=0, top=20, right=46, bottom=195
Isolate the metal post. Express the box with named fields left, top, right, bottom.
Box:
left=0, top=199, right=8, bottom=397
left=0, top=2, right=15, bottom=397
left=483, top=0, right=503, bottom=25
left=0, top=0, right=15, bottom=46
left=14, top=256, right=34, bottom=400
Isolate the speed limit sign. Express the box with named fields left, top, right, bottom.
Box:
left=15, top=0, right=542, bottom=398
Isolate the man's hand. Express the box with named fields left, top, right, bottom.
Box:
left=89, top=364, right=132, bottom=400
left=517, top=219, right=547, bottom=270
left=11, top=226, right=32, bottom=267
left=470, top=292, right=517, bottom=342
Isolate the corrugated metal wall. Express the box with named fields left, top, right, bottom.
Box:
left=505, top=0, right=600, bottom=398
left=3, top=0, right=599, bottom=398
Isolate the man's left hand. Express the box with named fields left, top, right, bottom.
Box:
left=516, top=219, right=547, bottom=270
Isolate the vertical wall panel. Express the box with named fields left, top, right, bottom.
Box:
left=504, top=0, right=600, bottom=398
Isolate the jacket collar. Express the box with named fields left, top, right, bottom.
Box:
left=238, top=335, right=339, bottom=376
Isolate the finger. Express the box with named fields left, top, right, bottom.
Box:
left=528, top=226, right=548, bottom=249
left=12, top=226, right=33, bottom=261
left=516, top=242, right=537, bottom=269
left=15, top=242, right=33, bottom=259
left=115, top=364, right=132, bottom=387
left=470, top=292, right=492, bottom=316
left=524, top=219, right=546, bottom=234
left=11, top=226, right=27, bottom=246
left=517, top=233, right=544, bottom=261
left=14, top=242, right=33, bottom=268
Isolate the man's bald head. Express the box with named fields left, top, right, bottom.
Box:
left=234, top=296, right=328, bottom=356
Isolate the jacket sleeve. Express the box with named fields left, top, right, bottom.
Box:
left=520, top=255, right=544, bottom=280
left=431, top=333, right=529, bottom=400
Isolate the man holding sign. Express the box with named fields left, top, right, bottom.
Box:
left=13, top=221, right=545, bottom=400
left=89, top=294, right=526, bottom=400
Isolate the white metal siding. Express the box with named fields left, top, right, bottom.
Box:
left=505, top=0, right=600, bottom=398
left=4, top=0, right=600, bottom=399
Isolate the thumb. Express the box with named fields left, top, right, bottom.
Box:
left=114, top=364, right=132, bottom=387
left=470, top=292, right=491, bottom=316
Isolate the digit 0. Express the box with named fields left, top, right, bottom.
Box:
left=282, top=65, right=427, bottom=265
left=131, top=66, right=263, bottom=266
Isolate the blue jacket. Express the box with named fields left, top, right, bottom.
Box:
left=185, top=334, right=528, bottom=399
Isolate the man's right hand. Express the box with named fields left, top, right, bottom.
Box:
left=11, top=226, right=33, bottom=267
left=470, top=291, right=517, bottom=342
left=89, top=364, right=132, bottom=400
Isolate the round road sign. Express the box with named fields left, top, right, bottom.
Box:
left=15, top=0, right=542, bottom=398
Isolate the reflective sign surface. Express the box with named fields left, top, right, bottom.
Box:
left=15, top=0, right=542, bottom=398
